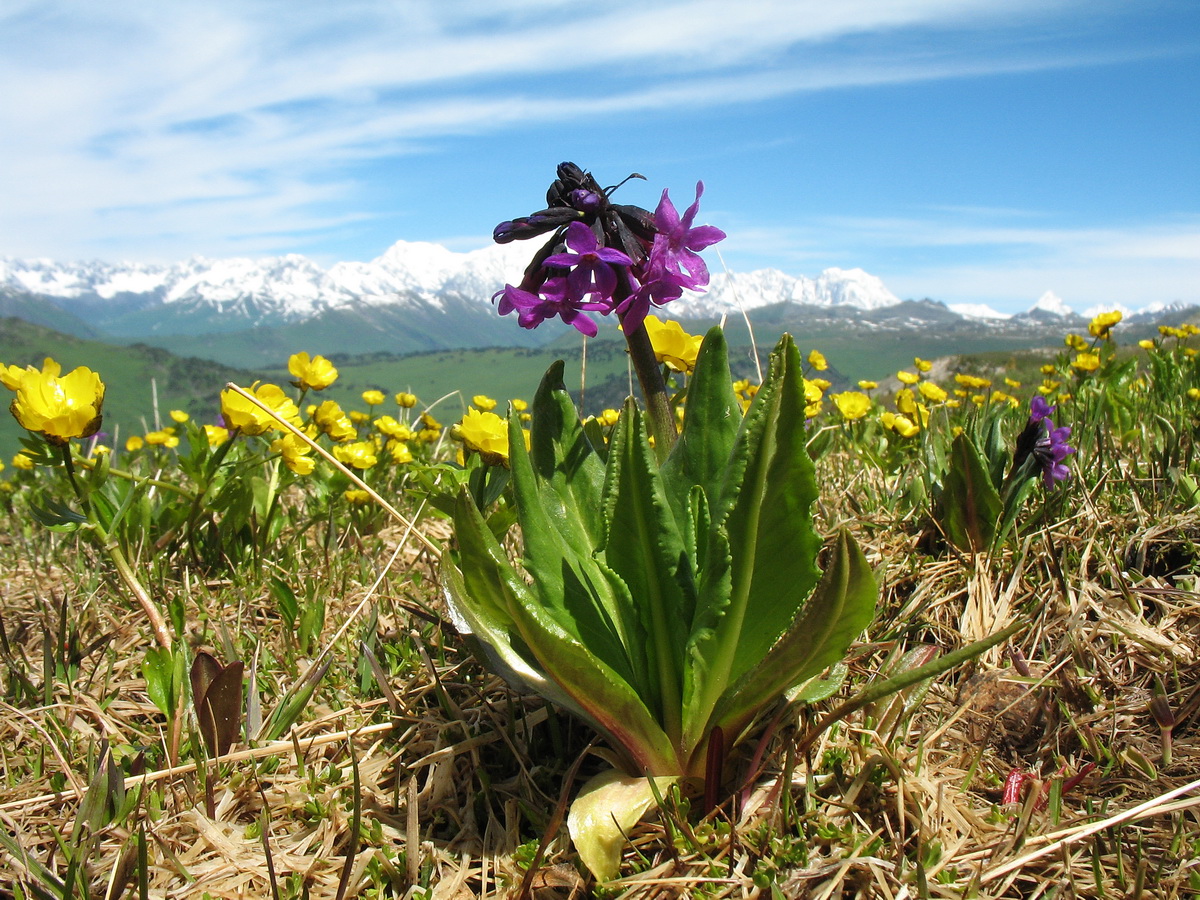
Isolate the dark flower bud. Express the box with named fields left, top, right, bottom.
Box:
left=568, top=189, right=602, bottom=212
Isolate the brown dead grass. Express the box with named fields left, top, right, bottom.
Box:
left=2, top=462, right=1200, bottom=899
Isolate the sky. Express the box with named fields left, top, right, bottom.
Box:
left=1, top=0, right=1197, bottom=314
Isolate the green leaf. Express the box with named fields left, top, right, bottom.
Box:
left=709, top=529, right=877, bottom=747
left=660, top=327, right=740, bottom=522
left=940, top=432, right=1002, bottom=553
left=685, top=334, right=822, bottom=749
left=142, top=647, right=178, bottom=717
left=600, top=401, right=695, bottom=738
left=30, top=498, right=88, bottom=531
left=567, top=770, right=678, bottom=882
left=447, top=490, right=678, bottom=775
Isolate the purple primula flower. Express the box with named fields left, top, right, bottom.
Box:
left=1029, top=395, right=1056, bottom=424
left=649, top=182, right=727, bottom=292
left=543, top=221, right=632, bottom=305
left=615, top=261, right=684, bottom=334
left=1032, top=422, right=1075, bottom=488
left=493, top=276, right=606, bottom=337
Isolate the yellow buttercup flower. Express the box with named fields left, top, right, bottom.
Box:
left=374, top=415, right=411, bottom=440
left=271, top=433, right=315, bottom=475
left=1071, top=352, right=1101, bottom=373
left=955, top=374, right=992, bottom=390
left=832, top=391, right=871, bottom=421
left=473, top=394, right=498, bottom=411
left=914, top=357, right=932, bottom=373
left=510, top=398, right=528, bottom=412
left=349, top=410, right=371, bottom=424
left=220, top=383, right=299, bottom=436
left=288, top=352, right=339, bottom=391
left=204, top=425, right=231, bottom=447
left=918, top=381, right=948, bottom=403
left=1, top=357, right=60, bottom=392
left=388, top=441, right=413, bottom=464
left=1065, top=334, right=1088, bottom=351
left=857, top=380, right=877, bottom=391
left=169, top=409, right=189, bottom=423
left=456, top=408, right=510, bottom=464
left=361, top=390, right=385, bottom=407
left=807, top=349, right=828, bottom=372
left=395, top=392, right=417, bottom=408
left=896, top=370, right=919, bottom=385
left=1187, top=388, right=1200, bottom=401
left=895, top=388, right=917, bottom=416
left=12, top=452, right=35, bottom=470
left=344, top=489, right=371, bottom=505
left=333, top=441, right=379, bottom=469
left=1088, top=310, right=1122, bottom=339
left=599, top=408, right=620, bottom=427
left=1004, top=378, right=1021, bottom=389
left=1138, top=339, right=1155, bottom=350
left=125, top=435, right=145, bottom=452
left=643, top=315, right=704, bottom=373
left=1040, top=364, right=1057, bottom=376
left=10, top=363, right=105, bottom=444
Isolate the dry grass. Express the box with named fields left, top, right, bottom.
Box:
left=2, top=455, right=1199, bottom=899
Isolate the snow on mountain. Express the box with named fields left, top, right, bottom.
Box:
left=671, top=266, right=900, bottom=318
left=949, top=302, right=1011, bottom=320
left=1028, top=290, right=1074, bottom=317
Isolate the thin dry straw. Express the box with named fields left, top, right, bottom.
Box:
left=980, top=776, right=1200, bottom=884
left=222, top=383, right=441, bottom=556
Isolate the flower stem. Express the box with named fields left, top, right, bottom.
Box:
left=622, top=317, right=677, bottom=460
left=61, top=444, right=173, bottom=650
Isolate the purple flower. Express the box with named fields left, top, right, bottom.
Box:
left=543, top=222, right=632, bottom=305
left=493, top=276, right=607, bottom=337
left=648, top=182, right=726, bottom=292
left=1032, top=422, right=1075, bottom=488
left=1029, top=395, right=1056, bottom=424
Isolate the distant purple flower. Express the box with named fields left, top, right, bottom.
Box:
left=543, top=222, right=632, bottom=305
left=1029, top=395, right=1055, bottom=424
left=648, top=182, right=726, bottom=292
left=493, top=276, right=607, bottom=337
left=1033, top=422, right=1075, bottom=488
left=1012, top=395, right=1075, bottom=488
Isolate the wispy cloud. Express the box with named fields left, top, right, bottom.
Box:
left=0, top=0, right=1173, bottom=260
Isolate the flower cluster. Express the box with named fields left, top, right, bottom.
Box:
left=1014, top=395, right=1075, bottom=488
left=492, top=162, right=725, bottom=336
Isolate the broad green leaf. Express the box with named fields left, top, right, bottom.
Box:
left=940, top=432, right=1002, bottom=553
left=142, top=647, right=177, bottom=716
left=600, top=401, right=695, bottom=737
left=709, top=529, right=877, bottom=749
left=567, top=770, right=678, bottom=882
left=450, top=490, right=678, bottom=775
left=689, top=335, right=821, bottom=739
left=660, top=327, right=740, bottom=522
left=507, top=366, right=640, bottom=682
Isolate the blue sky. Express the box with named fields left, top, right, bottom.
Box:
left=1, top=0, right=1197, bottom=313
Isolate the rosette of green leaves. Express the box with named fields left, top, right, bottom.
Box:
left=442, top=328, right=877, bottom=878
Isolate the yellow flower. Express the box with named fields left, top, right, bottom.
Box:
left=271, top=432, right=315, bottom=475
left=882, top=412, right=919, bottom=438
left=10, top=364, right=105, bottom=444
left=1138, top=339, right=1155, bottom=350
left=220, top=383, right=299, bottom=436
left=0, top=459, right=4, bottom=473
left=510, top=398, right=528, bottom=412
left=1065, top=334, right=1088, bottom=351
left=1, top=357, right=60, bottom=392
left=456, top=408, right=510, bottom=464
left=857, top=380, right=877, bottom=391
left=288, top=352, right=339, bottom=391
left=344, top=489, right=371, bottom=505
left=169, top=409, right=189, bottom=423
left=954, top=374, right=991, bottom=390
left=361, top=390, right=385, bottom=407
left=13, top=452, right=35, bottom=470
left=374, top=416, right=412, bottom=440
left=1004, top=378, right=1021, bottom=389
left=333, top=441, right=378, bottom=469
left=807, top=349, right=828, bottom=372
left=918, top=381, right=948, bottom=403
left=395, top=392, right=417, bottom=408
left=914, top=357, right=932, bottom=373
left=1160, top=325, right=1183, bottom=338
left=1071, top=352, right=1101, bottom=373
left=125, top=435, right=145, bottom=452
left=349, top=410, right=371, bottom=424
left=832, top=391, right=871, bottom=421
left=811, top=378, right=831, bottom=392
left=644, top=315, right=703, bottom=373
left=895, top=388, right=917, bottom=415
left=388, top=441, right=413, bottom=464
left=204, top=425, right=231, bottom=447
left=144, top=430, right=171, bottom=445
left=599, top=408, right=620, bottom=427
left=473, top=394, right=497, bottom=411
left=420, top=412, right=441, bottom=430
left=1040, top=364, right=1057, bottom=375
left=896, top=370, right=919, bottom=385
left=1088, top=310, right=1122, bottom=339
left=1188, top=388, right=1200, bottom=401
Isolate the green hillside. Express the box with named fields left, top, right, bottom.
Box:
left=0, top=318, right=261, bottom=459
